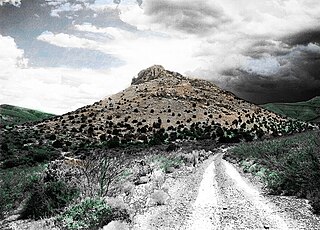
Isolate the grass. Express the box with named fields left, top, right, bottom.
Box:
left=262, top=96, right=320, bottom=122
left=152, top=155, right=183, bottom=172
left=0, top=104, right=54, bottom=126
left=226, top=131, right=320, bottom=213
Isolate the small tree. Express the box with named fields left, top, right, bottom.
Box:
left=81, top=154, right=128, bottom=197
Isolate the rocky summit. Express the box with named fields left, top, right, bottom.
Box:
left=1, top=65, right=309, bottom=155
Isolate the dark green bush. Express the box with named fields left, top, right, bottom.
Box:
left=1, top=157, right=33, bottom=169
left=21, top=178, right=79, bottom=219
left=0, top=165, right=45, bottom=219
left=1, top=147, right=60, bottom=169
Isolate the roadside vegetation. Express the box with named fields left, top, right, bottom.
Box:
left=0, top=143, right=213, bottom=229
left=0, top=164, right=46, bottom=219
left=226, top=131, right=320, bottom=213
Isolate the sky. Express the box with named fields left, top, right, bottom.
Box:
left=0, top=0, right=320, bottom=114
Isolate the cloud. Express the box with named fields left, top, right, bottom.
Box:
left=0, top=0, right=20, bottom=6
left=0, top=35, right=27, bottom=69
left=220, top=41, right=320, bottom=104
left=2, top=0, right=320, bottom=114
left=119, top=0, right=320, bottom=103
left=38, top=24, right=205, bottom=76
left=0, top=34, right=130, bottom=114
left=38, top=31, right=97, bottom=49
left=241, top=56, right=281, bottom=77
left=0, top=66, right=132, bottom=114
left=141, top=0, right=230, bottom=35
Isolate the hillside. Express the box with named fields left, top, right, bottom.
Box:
left=0, top=104, right=54, bottom=126
left=262, top=97, right=320, bottom=123
left=0, top=66, right=310, bottom=165
left=0, top=65, right=316, bottom=228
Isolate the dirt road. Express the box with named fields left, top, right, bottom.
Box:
left=132, top=147, right=320, bottom=230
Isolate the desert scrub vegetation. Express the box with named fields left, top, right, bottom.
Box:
left=57, top=197, right=130, bottom=230
left=153, top=155, right=183, bottom=173
left=0, top=164, right=46, bottom=219
left=0, top=136, right=60, bottom=169
left=57, top=197, right=112, bottom=230
left=21, top=175, right=79, bottom=219
left=226, top=131, right=320, bottom=213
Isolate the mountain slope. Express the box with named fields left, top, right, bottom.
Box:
left=0, top=104, right=54, bottom=126
left=262, top=97, right=320, bottom=122
left=1, top=66, right=310, bottom=162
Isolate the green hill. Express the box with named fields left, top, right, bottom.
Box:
left=262, top=96, right=320, bottom=122
left=0, top=104, right=55, bottom=126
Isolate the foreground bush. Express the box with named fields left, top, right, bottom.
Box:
left=227, top=131, right=320, bottom=213
left=0, top=165, right=45, bottom=219
left=21, top=178, right=79, bottom=219
left=57, top=198, right=112, bottom=230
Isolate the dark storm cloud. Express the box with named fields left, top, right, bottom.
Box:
left=143, top=0, right=231, bottom=35
left=284, top=30, right=320, bottom=46
left=220, top=34, right=320, bottom=104
left=0, top=0, right=133, bottom=69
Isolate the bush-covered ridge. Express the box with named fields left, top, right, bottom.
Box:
left=0, top=104, right=55, bottom=126
left=225, top=131, right=320, bottom=213
left=0, top=65, right=313, bottom=167
left=262, top=96, right=320, bottom=122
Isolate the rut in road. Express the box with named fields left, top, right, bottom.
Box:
left=185, top=148, right=293, bottom=230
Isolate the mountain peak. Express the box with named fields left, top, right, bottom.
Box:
left=4, top=65, right=308, bottom=154
left=131, top=65, right=183, bottom=85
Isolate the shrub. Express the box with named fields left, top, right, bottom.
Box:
left=52, top=140, right=63, bottom=148
left=80, top=154, right=128, bottom=197
left=57, top=198, right=112, bottom=230
left=21, top=178, right=79, bottom=219
left=106, top=137, right=120, bottom=148
left=1, top=157, right=33, bottom=169
left=166, top=143, right=179, bottom=152
left=150, top=190, right=169, bottom=206
left=0, top=165, right=46, bottom=219
left=155, top=155, right=182, bottom=172
left=1, top=147, right=60, bottom=169
left=151, top=169, right=165, bottom=188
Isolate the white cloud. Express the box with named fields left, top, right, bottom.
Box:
left=0, top=35, right=25, bottom=64
left=0, top=34, right=131, bottom=114
left=0, top=0, right=20, bottom=6
left=119, top=0, right=320, bottom=81
left=39, top=24, right=205, bottom=78
left=2, top=0, right=320, bottom=113
left=0, top=65, right=133, bottom=114
left=37, top=31, right=97, bottom=49
left=44, top=0, right=91, bottom=17
left=242, top=56, right=281, bottom=76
